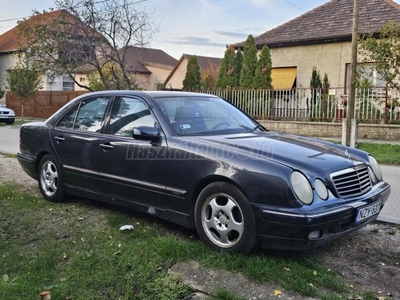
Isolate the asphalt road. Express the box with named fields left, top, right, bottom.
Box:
left=0, top=125, right=398, bottom=224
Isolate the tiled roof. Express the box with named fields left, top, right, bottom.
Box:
left=0, top=10, right=96, bottom=53
left=164, top=54, right=222, bottom=85
left=182, top=54, right=222, bottom=71
left=121, top=46, right=178, bottom=74
left=234, top=0, right=400, bottom=48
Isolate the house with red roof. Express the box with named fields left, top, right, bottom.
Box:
left=232, top=0, right=400, bottom=91
left=0, top=10, right=103, bottom=96
left=0, top=10, right=177, bottom=101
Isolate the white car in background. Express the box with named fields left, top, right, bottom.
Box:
left=0, top=104, right=15, bottom=124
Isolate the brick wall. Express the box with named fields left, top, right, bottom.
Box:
left=259, top=120, right=400, bottom=141
left=6, top=91, right=87, bottom=118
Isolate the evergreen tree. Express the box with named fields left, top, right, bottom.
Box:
left=240, top=35, right=258, bottom=89
left=254, top=45, right=272, bottom=89
left=182, top=55, right=201, bottom=91
left=217, top=46, right=236, bottom=89
left=234, top=49, right=243, bottom=88
left=322, top=73, right=330, bottom=117
left=309, top=66, right=322, bottom=115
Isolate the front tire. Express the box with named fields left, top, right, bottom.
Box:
left=38, top=154, right=66, bottom=202
left=194, top=182, right=258, bottom=254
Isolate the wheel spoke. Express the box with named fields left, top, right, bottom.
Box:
left=227, top=200, right=244, bottom=235
left=207, top=197, right=219, bottom=217
left=218, top=230, right=230, bottom=244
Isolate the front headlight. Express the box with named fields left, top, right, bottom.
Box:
left=368, top=155, right=382, bottom=181
left=314, top=179, right=328, bottom=200
left=291, top=171, right=313, bottom=205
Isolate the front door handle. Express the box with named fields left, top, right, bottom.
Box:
left=100, top=142, right=114, bottom=151
left=54, top=136, right=65, bottom=143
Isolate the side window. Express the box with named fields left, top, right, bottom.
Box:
left=57, top=104, right=79, bottom=129
left=109, top=97, right=156, bottom=136
left=57, top=97, right=110, bottom=132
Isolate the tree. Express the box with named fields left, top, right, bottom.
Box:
left=310, top=67, right=322, bottom=91
left=88, top=63, right=138, bottom=91
left=217, top=46, right=236, bottom=89
left=18, top=0, right=159, bottom=91
left=200, top=62, right=218, bottom=90
left=254, top=45, right=272, bottom=89
left=182, top=56, right=201, bottom=91
left=309, top=66, right=322, bottom=116
left=0, top=84, right=5, bottom=100
left=359, top=21, right=400, bottom=91
left=240, top=35, right=258, bottom=89
left=322, top=73, right=330, bottom=118
left=234, top=49, right=243, bottom=88
left=6, top=60, right=42, bottom=121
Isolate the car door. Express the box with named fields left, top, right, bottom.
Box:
left=94, top=96, right=169, bottom=209
left=50, top=95, right=111, bottom=192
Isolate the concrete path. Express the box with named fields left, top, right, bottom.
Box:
left=0, top=126, right=20, bottom=154
left=0, top=125, right=398, bottom=224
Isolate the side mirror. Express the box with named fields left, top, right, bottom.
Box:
left=132, top=126, right=161, bottom=141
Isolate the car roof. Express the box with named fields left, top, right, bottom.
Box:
left=79, top=90, right=219, bottom=99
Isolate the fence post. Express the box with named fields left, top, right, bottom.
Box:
left=384, top=85, right=388, bottom=124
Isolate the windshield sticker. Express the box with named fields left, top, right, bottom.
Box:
left=180, top=124, right=191, bottom=129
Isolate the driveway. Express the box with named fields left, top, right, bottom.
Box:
left=0, top=125, right=399, bottom=224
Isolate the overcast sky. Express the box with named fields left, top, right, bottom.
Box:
left=1, top=0, right=399, bottom=59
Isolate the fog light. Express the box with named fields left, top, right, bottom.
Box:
left=308, top=230, right=322, bottom=239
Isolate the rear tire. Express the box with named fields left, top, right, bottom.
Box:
left=38, top=154, right=66, bottom=202
left=194, top=182, right=258, bottom=254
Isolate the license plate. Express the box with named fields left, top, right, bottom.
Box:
left=355, top=201, right=381, bottom=224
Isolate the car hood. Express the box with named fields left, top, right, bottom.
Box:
left=189, top=132, right=366, bottom=175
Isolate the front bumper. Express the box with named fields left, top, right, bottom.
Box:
left=0, top=116, right=15, bottom=122
left=253, top=181, right=391, bottom=250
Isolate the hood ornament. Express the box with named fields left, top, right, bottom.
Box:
left=344, top=150, right=351, bottom=159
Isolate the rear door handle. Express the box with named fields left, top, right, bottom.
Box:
left=100, top=142, right=114, bottom=150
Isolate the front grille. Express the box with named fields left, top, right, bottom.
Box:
left=0, top=111, right=9, bottom=115
left=331, top=163, right=371, bottom=198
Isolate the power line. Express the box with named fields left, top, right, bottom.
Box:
left=283, top=0, right=306, bottom=12
left=0, top=17, right=26, bottom=23
left=0, top=0, right=148, bottom=25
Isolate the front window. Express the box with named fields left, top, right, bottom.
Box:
left=154, top=96, right=261, bottom=136
left=108, top=97, right=156, bottom=137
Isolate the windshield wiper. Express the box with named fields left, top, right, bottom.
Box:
left=251, top=124, right=265, bottom=132
left=239, top=124, right=266, bottom=132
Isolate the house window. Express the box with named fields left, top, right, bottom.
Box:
left=345, top=63, right=387, bottom=92
left=63, top=76, right=75, bottom=91
left=271, top=67, right=297, bottom=90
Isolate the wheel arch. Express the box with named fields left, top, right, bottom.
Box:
left=191, top=175, right=250, bottom=217
left=34, top=151, right=55, bottom=174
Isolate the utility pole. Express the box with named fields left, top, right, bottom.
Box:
left=344, top=0, right=359, bottom=147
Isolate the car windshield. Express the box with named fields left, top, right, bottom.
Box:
left=154, top=95, right=263, bottom=136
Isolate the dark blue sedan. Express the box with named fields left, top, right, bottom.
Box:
left=17, top=91, right=390, bottom=253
